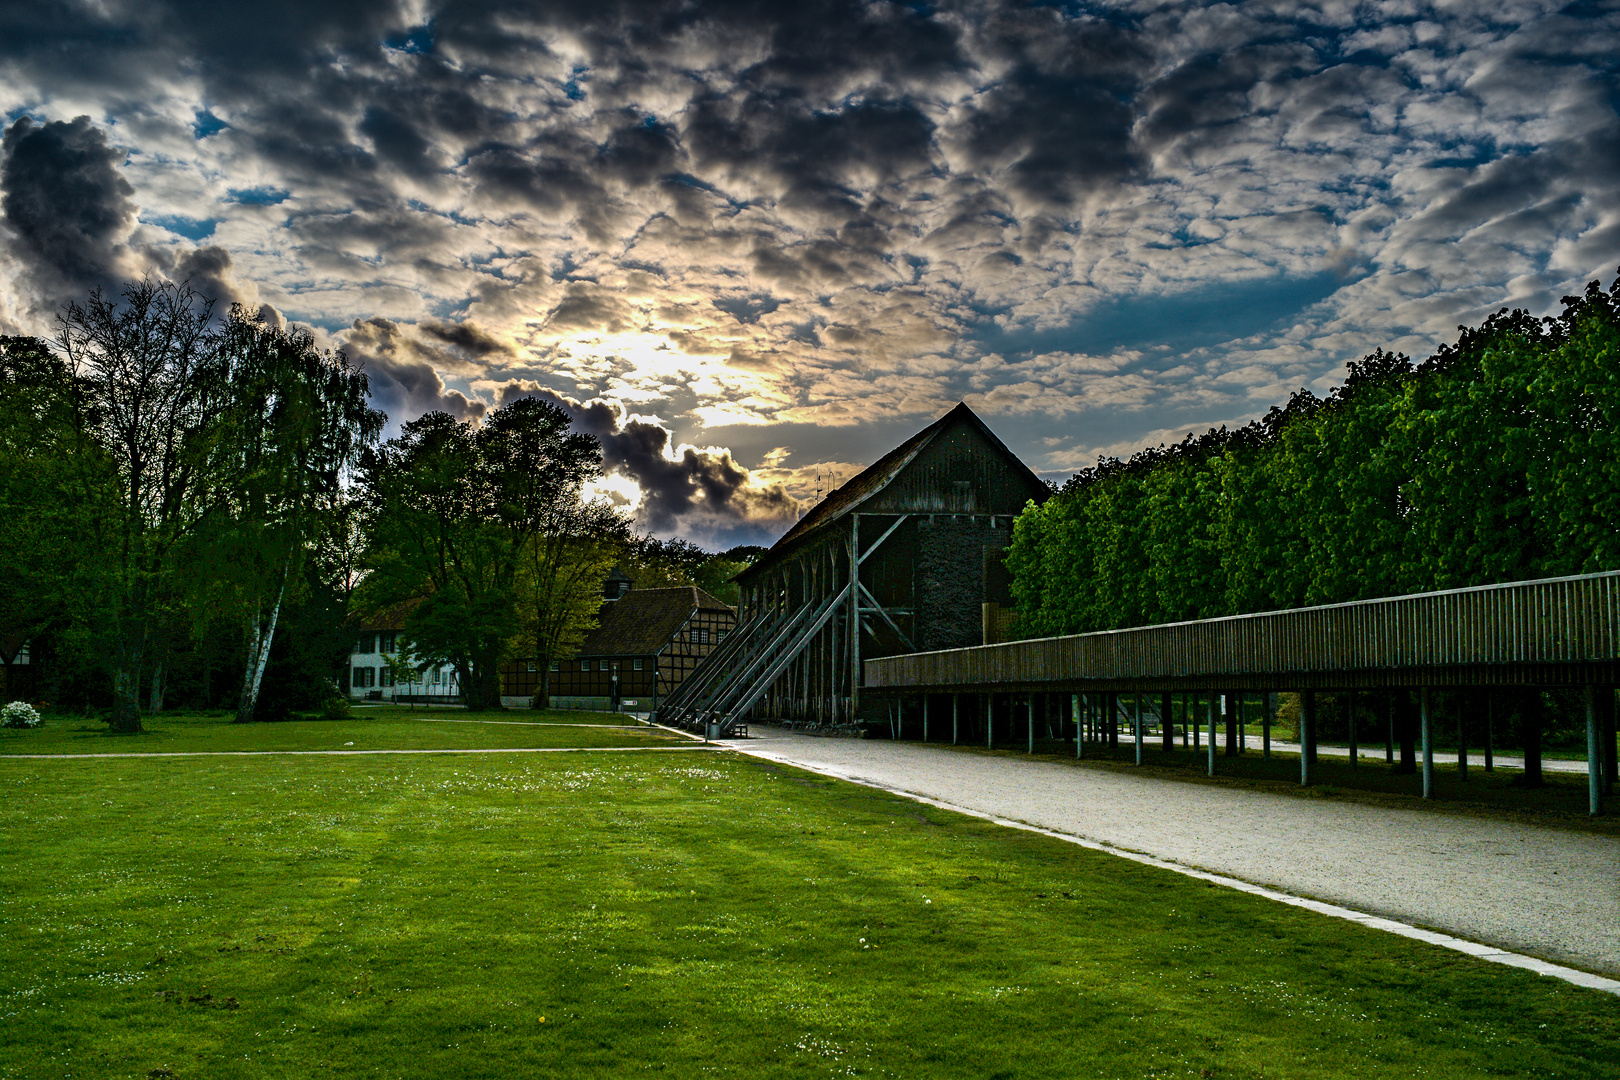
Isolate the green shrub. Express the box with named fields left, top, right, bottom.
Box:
left=321, top=696, right=351, bottom=722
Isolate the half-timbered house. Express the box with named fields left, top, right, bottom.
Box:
left=501, top=584, right=737, bottom=712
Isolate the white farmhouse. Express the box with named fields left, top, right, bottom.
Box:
left=347, top=620, right=460, bottom=704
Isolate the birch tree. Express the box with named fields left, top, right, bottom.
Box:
left=209, top=308, right=383, bottom=723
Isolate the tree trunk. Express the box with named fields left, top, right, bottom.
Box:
left=1395, top=691, right=1417, bottom=774
left=236, top=571, right=288, bottom=724
left=110, top=656, right=143, bottom=733
left=147, top=659, right=166, bottom=714
left=1518, top=689, right=1544, bottom=787
left=533, top=661, right=551, bottom=710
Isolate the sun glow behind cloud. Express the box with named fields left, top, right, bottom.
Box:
left=1, top=0, right=1616, bottom=547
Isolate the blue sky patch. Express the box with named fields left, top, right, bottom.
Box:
left=970, top=272, right=1349, bottom=361
left=192, top=111, right=228, bottom=139
left=226, top=186, right=290, bottom=205
left=144, top=214, right=216, bottom=240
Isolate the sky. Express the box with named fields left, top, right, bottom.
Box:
left=1, top=1, right=1616, bottom=549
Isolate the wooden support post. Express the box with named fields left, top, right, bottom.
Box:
left=1386, top=695, right=1396, bottom=764
left=1600, top=689, right=1613, bottom=799
left=1161, top=692, right=1173, bottom=753
left=1485, top=696, right=1494, bottom=772
left=985, top=694, right=993, bottom=750
left=1300, top=691, right=1315, bottom=787
left=1027, top=696, right=1035, bottom=754
left=1206, top=693, right=1217, bottom=777
left=1587, top=684, right=1603, bottom=816
left=1457, top=694, right=1468, bottom=783
left=1192, top=691, right=1200, bottom=751
left=1134, top=692, right=1143, bottom=765
left=848, top=515, right=860, bottom=727
left=1421, top=685, right=1433, bottom=799
left=1181, top=693, right=1189, bottom=748
left=1073, top=693, right=1082, bottom=759
left=1223, top=692, right=1238, bottom=756
left=1263, top=692, right=1272, bottom=758
left=952, top=693, right=959, bottom=746
left=1347, top=690, right=1358, bottom=770
left=923, top=694, right=930, bottom=744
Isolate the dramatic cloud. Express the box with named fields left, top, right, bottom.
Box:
left=1, top=0, right=1616, bottom=544
left=488, top=381, right=800, bottom=549
left=1, top=115, right=137, bottom=315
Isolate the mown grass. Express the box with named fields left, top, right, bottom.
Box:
left=0, top=708, right=680, bottom=756
left=1, top=735, right=1616, bottom=1080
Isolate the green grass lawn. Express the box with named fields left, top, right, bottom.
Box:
left=2, top=724, right=1616, bottom=1080
left=0, top=708, right=681, bottom=756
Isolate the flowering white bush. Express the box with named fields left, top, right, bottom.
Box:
left=1, top=701, right=42, bottom=728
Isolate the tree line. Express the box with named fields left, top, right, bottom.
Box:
left=1, top=279, right=758, bottom=729
left=1006, top=274, right=1620, bottom=761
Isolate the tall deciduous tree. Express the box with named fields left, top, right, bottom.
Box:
left=0, top=336, right=115, bottom=701
left=359, top=398, right=616, bottom=711
left=1008, top=272, right=1620, bottom=642
left=206, top=308, right=383, bottom=723
left=55, top=280, right=225, bottom=732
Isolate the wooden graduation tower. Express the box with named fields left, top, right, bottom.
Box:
left=656, top=402, right=1049, bottom=735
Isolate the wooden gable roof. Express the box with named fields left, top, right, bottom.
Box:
left=740, top=402, right=1048, bottom=577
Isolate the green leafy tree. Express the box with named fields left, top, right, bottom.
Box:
left=359, top=398, right=610, bottom=711
left=54, top=279, right=225, bottom=732
left=518, top=514, right=624, bottom=708
left=202, top=308, right=383, bottom=723
left=0, top=336, right=116, bottom=701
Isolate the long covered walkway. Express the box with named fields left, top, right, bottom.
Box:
left=731, top=726, right=1620, bottom=981
left=866, top=571, right=1620, bottom=812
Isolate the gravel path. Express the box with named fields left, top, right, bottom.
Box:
left=730, top=727, right=1620, bottom=977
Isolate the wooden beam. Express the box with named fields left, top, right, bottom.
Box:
left=859, top=581, right=917, bottom=651
left=858, top=514, right=909, bottom=564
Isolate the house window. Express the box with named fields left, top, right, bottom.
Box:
left=632, top=658, right=643, bottom=671
left=580, top=659, right=590, bottom=672
left=598, top=660, right=610, bottom=671
left=380, top=668, right=394, bottom=688
left=356, top=633, right=375, bottom=654
left=352, top=667, right=366, bottom=688
left=526, top=662, right=536, bottom=673
left=378, top=632, right=397, bottom=654
left=549, top=661, right=559, bottom=672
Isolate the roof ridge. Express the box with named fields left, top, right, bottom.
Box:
left=763, top=400, right=964, bottom=551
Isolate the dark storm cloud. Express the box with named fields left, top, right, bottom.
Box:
left=418, top=319, right=513, bottom=357
left=491, top=382, right=797, bottom=546
left=1135, top=44, right=1316, bottom=150
left=2, top=0, right=1617, bottom=539
left=1, top=115, right=135, bottom=298
left=343, top=317, right=488, bottom=426
left=171, top=245, right=260, bottom=313
left=956, top=10, right=1152, bottom=206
